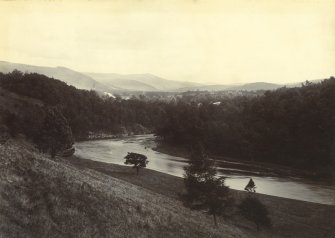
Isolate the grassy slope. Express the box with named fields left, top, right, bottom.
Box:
left=0, top=139, right=246, bottom=238
left=1, top=139, right=334, bottom=238
left=68, top=156, right=335, bottom=238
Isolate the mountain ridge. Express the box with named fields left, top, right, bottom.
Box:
left=0, top=61, right=324, bottom=92
left=0, top=61, right=113, bottom=91
left=85, top=72, right=203, bottom=92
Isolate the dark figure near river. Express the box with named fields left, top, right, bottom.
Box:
left=245, top=178, right=256, bottom=192
left=124, top=152, right=148, bottom=175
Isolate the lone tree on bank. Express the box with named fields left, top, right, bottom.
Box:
left=239, top=197, right=271, bottom=231
left=183, top=143, right=232, bottom=226
left=124, top=152, right=148, bottom=175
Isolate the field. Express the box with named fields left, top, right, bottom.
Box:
left=0, top=138, right=334, bottom=238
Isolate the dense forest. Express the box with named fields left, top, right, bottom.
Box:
left=0, top=70, right=334, bottom=176
left=0, top=70, right=166, bottom=139
left=156, top=78, right=335, bottom=176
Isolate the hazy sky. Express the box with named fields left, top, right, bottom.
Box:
left=1, top=0, right=334, bottom=84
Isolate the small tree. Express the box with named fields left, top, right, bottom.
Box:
left=183, top=143, right=232, bottom=226
left=239, top=197, right=271, bottom=231
left=124, top=152, right=148, bottom=175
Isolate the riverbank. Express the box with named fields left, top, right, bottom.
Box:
left=153, top=142, right=332, bottom=180
left=76, top=126, right=153, bottom=142
left=75, top=135, right=335, bottom=204
left=1, top=138, right=334, bottom=237
left=67, top=155, right=335, bottom=238
left=77, top=136, right=317, bottom=179
left=77, top=135, right=332, bottom=180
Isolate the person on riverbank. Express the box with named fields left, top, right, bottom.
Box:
left=245, top=178, right=256, bottom=192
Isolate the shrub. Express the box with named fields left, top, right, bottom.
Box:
left=239, top=197, right=271, bottom=231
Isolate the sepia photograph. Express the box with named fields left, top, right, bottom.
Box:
left=0, top=0, right=334, bottom=237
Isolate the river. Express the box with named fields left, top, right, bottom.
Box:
left=75, top=134, right=335, bottom=205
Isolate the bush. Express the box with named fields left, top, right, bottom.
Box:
left=239, top=197, right=271, bottom=231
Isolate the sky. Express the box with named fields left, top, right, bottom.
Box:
left=0, top=0, right=334, bottom=84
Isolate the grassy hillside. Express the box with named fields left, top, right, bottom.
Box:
left=0, top=139, right=248, bottom=238
left=1, top=138, right=334, bottom=238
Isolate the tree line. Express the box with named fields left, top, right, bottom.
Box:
left=1, top=70, right=334, bottom=177
left=0, top=70, right=166, bottom=140
left=156, top=78, right=335, bottom=177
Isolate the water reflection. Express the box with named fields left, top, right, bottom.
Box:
left=75, top=135, right=335, bottom=205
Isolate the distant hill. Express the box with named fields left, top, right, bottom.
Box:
left=178, top=81, right=324, bottom=92
left=0, top=61, right=115, bottom=91
left=227, top=82, right=282, bottom=91
left=176, top=84, right=232, bottom=92
left=85, top=73, right=202, bottom=92
left=177, top=82, right=282, bottom=92
left=0, top=61, right=202, bottom=92
left=85, top=73, right=158, bottom=91
left=0, top=61, right=324, bottom=93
